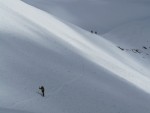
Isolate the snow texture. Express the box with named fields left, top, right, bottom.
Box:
left=0, top=0, right=150, bottom=113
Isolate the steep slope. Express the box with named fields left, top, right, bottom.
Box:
left=23, top=0, right=150, bottom=34
left=1, top=0, right=150, bottom=113
left=103, top=18, right=150, bottom=67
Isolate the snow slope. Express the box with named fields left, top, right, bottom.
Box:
left=103, top=18, right=150, bottom=46
left=103, top=18, right=150, bottom=67
left=23, top=0, right=150, bottom=34
left=1, top=0, right=150, bottom=113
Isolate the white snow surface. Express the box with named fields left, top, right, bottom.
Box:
left=22, top=0, right=150, bottom=34
left=103, top=18, right=150, bottom=67
left=0, top=0, right=150, bottom=113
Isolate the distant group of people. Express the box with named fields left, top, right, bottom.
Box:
left=91, top=30, right=98, bottom=34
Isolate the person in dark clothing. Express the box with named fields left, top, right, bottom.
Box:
left=39, top=86, right=45, bottom=97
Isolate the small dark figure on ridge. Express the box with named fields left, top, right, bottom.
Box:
left=39, top=86, right=45, bottom=97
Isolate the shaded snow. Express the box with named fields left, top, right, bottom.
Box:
left=0, top=0, right=150, bottom=113
left=22, top=0, right=150, bottom=34
left=103, top=18, right=150, bottom=67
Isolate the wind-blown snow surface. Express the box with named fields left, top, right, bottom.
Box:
left=103, top=18, right=150, bottom=67
left=1, top=0, right=150, bottom=113
left=23, top=0, right=150, bottom=34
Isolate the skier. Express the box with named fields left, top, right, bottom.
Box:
left=39, top=86, right=45, bottom=97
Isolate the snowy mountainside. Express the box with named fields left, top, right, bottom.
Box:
left=23, top=0, right=150, bottom=34
left=1, top=0, right=150, bottom=113
left=103, top=18, right=150, bottom=66
left=103, top=18, right=150, bottom=46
